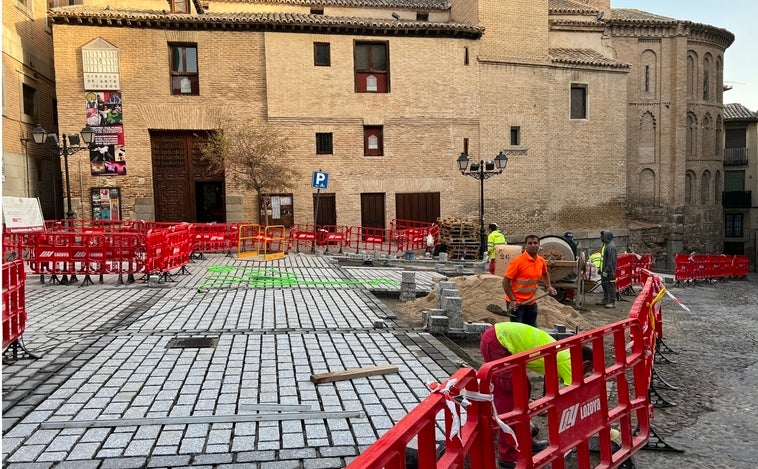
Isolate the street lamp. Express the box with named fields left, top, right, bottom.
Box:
left=32, top=124, right=95, bottom=219
left=457, top=151, right=508, bottom=259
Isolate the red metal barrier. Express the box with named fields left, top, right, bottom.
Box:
left=3, top=260, right=27, bottom=352
left=287, top=223, right=319, bottom=253
left=191, top=223, right=230, bottom=254
left=348, top=367, right=491, bottom=469
left=674, top=253, right=745, bottom=284
left=615, top=253, right=633, bottom=293
left=732, top=255, right=749, bottom=278
left=350, top=275, right=667, bottom=469
left=631, top=254, right=654, bottom=285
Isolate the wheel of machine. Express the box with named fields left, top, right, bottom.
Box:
left=539, top=235, right=576, bottom=281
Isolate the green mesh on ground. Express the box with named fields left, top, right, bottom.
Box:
left=197, top=265, right=399, bottom=291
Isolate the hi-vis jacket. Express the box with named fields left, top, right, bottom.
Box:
left=503, top=251, right=547, bottom=304
left=494, top=322, right=573, bottom=384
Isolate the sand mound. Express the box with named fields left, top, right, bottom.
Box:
left=399, top=273, right=591, bottom=331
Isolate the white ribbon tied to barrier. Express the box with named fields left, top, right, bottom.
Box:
left=427, top=379, right=519, bottom=450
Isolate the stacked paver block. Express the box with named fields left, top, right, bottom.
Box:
left=399, top=271, right=416, bottom=302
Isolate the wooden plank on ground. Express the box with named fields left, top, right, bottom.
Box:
left=310, top=365, right=399, bottom=384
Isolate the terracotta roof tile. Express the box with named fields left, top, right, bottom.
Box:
left=548, top=0, right=599, bottom=14
left=549, top=48, right=630, bottom=69
left=610, top=8, right=676, bottom=23
left=724, top=103, right=758, bottom=121
left=215, top=0, right=450, bottom=10
left=48, top=5, right=482, bottom=37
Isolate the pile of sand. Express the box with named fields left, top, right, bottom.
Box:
left=398, top=273, right=591, bottom=331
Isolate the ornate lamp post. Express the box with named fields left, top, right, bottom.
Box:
left=456, top=151, right=508, bottom=259
left=32, top=124, right=95, bottom=220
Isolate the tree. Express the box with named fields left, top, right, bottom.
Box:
left=196, top=122, right=301, bottom=224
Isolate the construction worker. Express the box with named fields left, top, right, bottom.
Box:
left=480, top=322, right=594, bottom=468
left=600, top=230, right=618, bottom=308
left=487, top=223, right=507, bottom=274
left=502, top=235, right=557, bottom=326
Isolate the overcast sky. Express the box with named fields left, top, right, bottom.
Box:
left=612, top=0, right=758, bottom=110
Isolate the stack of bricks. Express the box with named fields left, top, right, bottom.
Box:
left=399, top=271, right=417, bottom=302
left=437, top=217, right=480, bottom=260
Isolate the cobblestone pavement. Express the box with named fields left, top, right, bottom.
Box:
left=622, top=276, right=758, bottom=469
left=3, top=253, right=756, bottom=468
left=2, top=254, right=450, bottom=468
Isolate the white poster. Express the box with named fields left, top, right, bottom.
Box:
left=2, top=197, right=45, bottom=233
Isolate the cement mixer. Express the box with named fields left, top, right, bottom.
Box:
left=539, top=235, right=587, bottom=306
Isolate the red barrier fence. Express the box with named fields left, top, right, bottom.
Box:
left=674, top=253, right=748, bottom=283
left=2, top=260, right=27, bottom=352
left=349, top=274, right=667, bottom=468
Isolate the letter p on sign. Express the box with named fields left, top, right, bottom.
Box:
left=312, top=171, right=329, bottom=189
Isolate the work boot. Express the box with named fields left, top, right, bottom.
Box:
left=595, top=301, right=606, bottom=305
left=532, top=439, right=549, bottom=452
left=605, top=303, right=615, bottom=308
left=497, top=460, right=516, bottom=469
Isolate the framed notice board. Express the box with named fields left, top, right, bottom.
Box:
left=91, top=187, right=122, bottom=220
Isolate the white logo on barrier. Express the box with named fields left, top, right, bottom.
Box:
left=558, top=404, right=579, bottom=432
left=558, top=397, right=602, bottom=433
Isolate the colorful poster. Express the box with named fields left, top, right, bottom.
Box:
left=91, top=187, right=122, bottom=220
left=85, top=91, right=126, bottom=176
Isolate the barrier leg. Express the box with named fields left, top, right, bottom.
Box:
left=643, top=426, right=684, bottom=453
left=651, top=367, right=678, bottom=391
left=656, top=338, right=678, bottom=355
left=2, top=339, right=39, bottom=364
left=82, top=275, right=94, bottom=286
left=127, top=274, right=135, bottom=284
left=648, top=385, right=677, bottom=408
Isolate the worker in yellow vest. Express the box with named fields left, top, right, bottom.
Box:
left=487, top=223, right=507, bottom=274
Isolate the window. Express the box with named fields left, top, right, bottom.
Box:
left=354, top=42, right=389, bottom=93
left=725, top=213, right=743, bottom=238
left=170, top=44, right=199, bottom=95
left=22, top=83, right=38, bottom=121
left=310, top=7, right=323, bottom=14
left=510, top=126, right=520, bottom=146
left=570, top=84, right=587, bottom=119
left=364, top=126, right=383, bottom=156
left=171, top=0, right=189, bottom=13
left=464, top=47, right=469, bottom=65
left=314, top=43, right=330, bottom=67
left=416, top=12, right=428, bottom=21
left=316, top=133, right=333, bottom=154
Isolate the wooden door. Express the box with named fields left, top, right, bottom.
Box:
left=313, top=193, right=336, bottom=227
left=361, top=193, right=385, bottom=229
left=151, top=133, right=192, bottom=222
left=395, top=192, right=440, bottom=224
left=151, top=131, right=224, bottom=222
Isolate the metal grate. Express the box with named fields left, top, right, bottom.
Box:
left=166, top=337, right=219, bottom=349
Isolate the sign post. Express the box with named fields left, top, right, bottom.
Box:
left=311, top=170, right=329, bottom=253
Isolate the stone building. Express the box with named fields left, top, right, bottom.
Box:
left=2, top=0, right=736, bottom=268
left=723, top=103, right=758, bottom=270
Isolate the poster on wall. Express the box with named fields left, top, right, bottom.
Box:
left=91, top=188, right=122, bottom=221
left=85, top=91, right=126, bottom=176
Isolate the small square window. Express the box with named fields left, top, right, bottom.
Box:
left=416, top=12, right=428, bottom=21
left=364, top=126, right=383, bottom=156
left=316, top=132, right=333, bottom=154
left=510, top=126, right=520, bottom=146
left=314, top=43, right=330, bottom=67
left=310, top=7, right=323, bottom=14
left=22, top=83, right=38, bottom=121
left=570, top=84, right=587, bottom=119
left=169, top=44, right=199, bottom=95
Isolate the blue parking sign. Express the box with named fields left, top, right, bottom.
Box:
left=312, top=171, right=329, bottom=189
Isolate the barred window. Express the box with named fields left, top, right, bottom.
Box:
left=316, top=133, right=333, bottom=155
